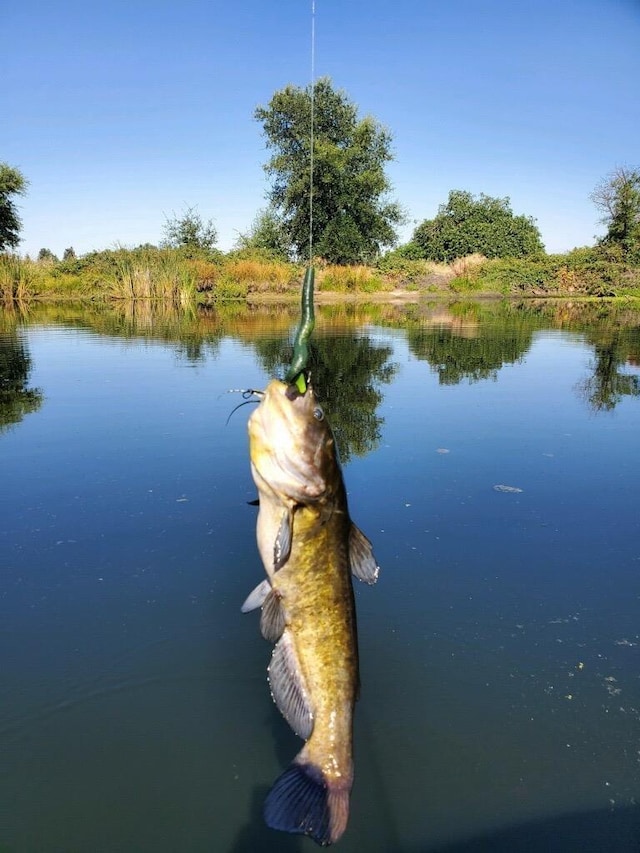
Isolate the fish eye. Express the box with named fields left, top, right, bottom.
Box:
left=313, top=406, right=324, bottom=421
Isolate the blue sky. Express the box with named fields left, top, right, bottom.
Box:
left=3, top=0, right=639, bottom=258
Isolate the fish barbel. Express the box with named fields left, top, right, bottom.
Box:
left=243, top=378, right=379, bottom=846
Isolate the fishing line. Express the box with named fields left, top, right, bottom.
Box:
left=284, top=2, right=317, bottom=392
left=223, top=388, right=264, bottom=425
left=309, top=0, right=315, bottom=264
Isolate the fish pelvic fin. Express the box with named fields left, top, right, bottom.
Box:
left=264, top=750, right=350, bottom=847
left=260, top=588, right=286, bottom=643
left=240, top=578, right=271, bottom=613
left=349, top=523, right=380, bottom=585
left=241, top=581, right=286, bottom=643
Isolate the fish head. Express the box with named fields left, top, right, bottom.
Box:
left=248, top=379, right=341, bottom=505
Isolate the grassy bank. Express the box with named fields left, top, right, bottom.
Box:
left=2, top=245, right=639, bottom=303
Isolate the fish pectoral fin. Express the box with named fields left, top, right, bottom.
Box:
left=349, top=523, right=380, bottom=585
left=240, top=578, right=271, bottom=613
left=260, top=588, right=286, bottom=643
left=273, top=508, right=294, bottom=572
left=247, top=497, right=260, bottom=506
left=268, top=631, right=313, bottom=740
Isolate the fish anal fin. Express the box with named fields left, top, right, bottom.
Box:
left=274, top=509, right=294, bottom=571
left=349, top=523, right=380, bottom=585
left=268, top=632, right=313, bottom=739
left=264, top=752, right=350, bottom=846
left=260, top=588, right=286, bottom=643
left=241, top=578, right=271, bottom=613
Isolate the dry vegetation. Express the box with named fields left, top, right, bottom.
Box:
left=1, top=246, right=639, bottom=304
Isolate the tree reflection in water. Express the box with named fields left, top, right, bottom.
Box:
left=253, top=333, right=397, bottom=463
left=0, top=329, right=43, bottom=432
left=577, top=337, right=640, bottom=412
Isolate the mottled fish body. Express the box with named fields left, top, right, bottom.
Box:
left=244, top=379, right=378, bottom=845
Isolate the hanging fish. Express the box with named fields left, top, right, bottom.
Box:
left=243, top=377, right=379, bottom=846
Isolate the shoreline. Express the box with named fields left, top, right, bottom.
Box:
left=3, top=290, right=639, bottom=307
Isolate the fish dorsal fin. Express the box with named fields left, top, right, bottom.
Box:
left=349, top=523, right=380, bottom=584
left=241, top=578, right=271, bottom=613
left=260, top=588, right=286, bottom=643
left=273, top=509, right=294, bottom=571
left=268, top=631, right=313, bottom=739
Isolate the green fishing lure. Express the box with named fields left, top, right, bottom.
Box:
left=285, top=266, right=315, bottom=394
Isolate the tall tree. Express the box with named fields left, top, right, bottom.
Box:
left=591, top=166, right=640, bottom=261
left=412, top=190, right=544, bottom=262
left=255, top=77, right=403, bottom=264
left=0, top=163, right=28, bottom=252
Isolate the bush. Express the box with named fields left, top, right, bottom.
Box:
left=213, top=275, right=249, bottom=300
left=413, top=190, right=544, bottom=261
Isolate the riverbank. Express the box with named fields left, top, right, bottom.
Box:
left=2, top=246, right=639, bottom=303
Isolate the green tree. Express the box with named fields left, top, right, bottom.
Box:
left=591, top=166, right=640, bottom=261
left=37, top=248, right=58, bottom=262
left=412, top=190, right=544, bottom=262
left=0, top=163, right=28, bottom=252
left=235, top=207, right=290, bottom=260
left=161, top=206, right=217, bottom=252
left=255, top=77, right=404, bottom=264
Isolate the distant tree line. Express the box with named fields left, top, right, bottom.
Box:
left=2, top=80, right=639, bottom=266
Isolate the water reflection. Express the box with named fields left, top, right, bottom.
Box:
left=252, top=333, right=397, bottom=461
left=397, top=300, right=640, bottom=412
left=406, top=315, right=532, bottom=384
left=1, top=297, right=640, bottom=853
left=0, top=323, right=43, bottom=432
left=577, top=329, right=640, bottom=412
left=2, top=298, right=640, bottom=430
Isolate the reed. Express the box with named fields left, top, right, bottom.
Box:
left=106, top=248, right=197, bottom=302
left=0, top=254, right=34, bottom=302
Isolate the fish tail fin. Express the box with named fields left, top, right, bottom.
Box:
left=264, top=749, right=350, bottom=846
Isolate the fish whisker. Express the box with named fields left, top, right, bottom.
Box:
left=226, top=393, right=263, bottom=425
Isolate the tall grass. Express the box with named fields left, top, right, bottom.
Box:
left=0, top=255, right=34, bottom=302
left=5, top=245, right=638, bottom=303
left=106, top=248, right=197, bottom=302
left=317, top=264, right=386, bottom=293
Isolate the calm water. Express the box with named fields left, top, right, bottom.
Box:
left=1, top=299, right=639, bottom=853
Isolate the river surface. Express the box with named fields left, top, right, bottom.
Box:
left=1, top=299, right=640, bottom=852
